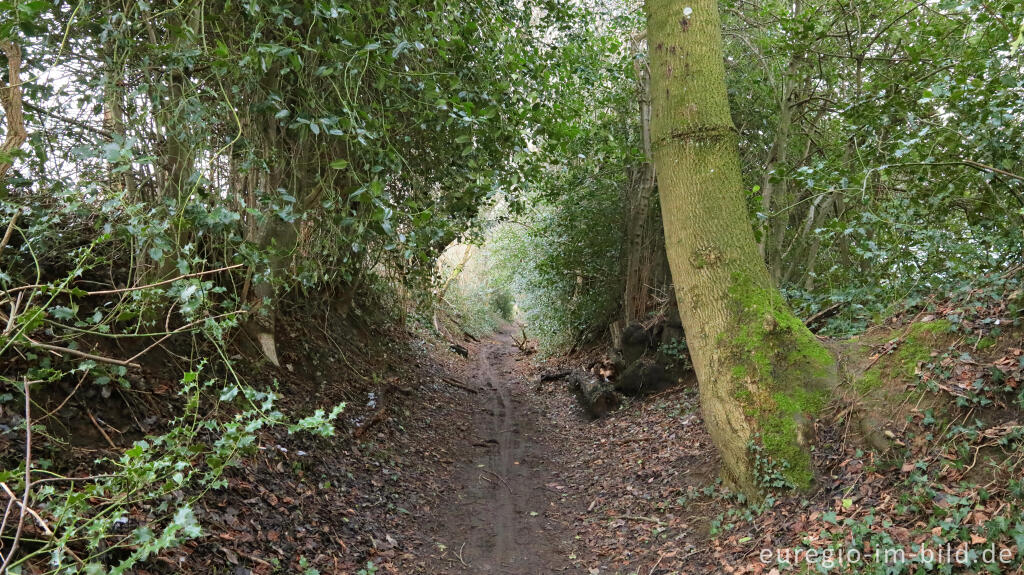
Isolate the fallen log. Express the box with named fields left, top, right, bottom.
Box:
left=805, top=302, right=844, bottom=332
left=535, top=369, right=571, bottom=392
left=569, top=372, right=620, bottom=418
left=615, top=358, right=673, bottom=396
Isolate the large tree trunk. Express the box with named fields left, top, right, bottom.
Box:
left=647, top=0, right=836, bottom=495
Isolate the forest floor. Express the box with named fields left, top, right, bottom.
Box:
left=26, top=288, right=1022, bottom=574
left=382, top=325, right=723, bottom=575
left=402, top=327, right=580, bottom=573
left=169, top=319, right=727, bottom=575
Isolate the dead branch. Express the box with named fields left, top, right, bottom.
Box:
left=538, top=369, right=571, bottom=382
left=124, top=310, right=246, bottom=365
left=480, top=469, right=513, bottom=494
left=511, top=325, right=531, bottom=352
left=24, top=337, right=142, bottom=368
left=0, top=483, right=51, bottom=536
left=354, top=405, right=388, bottom=438
left=1, top=263, right=243, bottom=299
left=804, top=302, right=844, bottom=332
left=86, top=407, right=118, bottom=449
left=440, top=376, right=479, bottom=394
left=86, top=264, right=243, bottom=296
left=2, top=291, right=22, bottom=335
left=15, top=310, right=242, bottom=370
left=0, top=211, right=18, bottom=254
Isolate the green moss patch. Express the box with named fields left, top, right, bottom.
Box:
left=855, top=319, right=953, bottom=393
left=724, top=274, right=837, bottom=489
left=856, top=368, right=884, bottom=393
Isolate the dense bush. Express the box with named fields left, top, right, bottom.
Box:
left=0, top=0, right=574, bottom=570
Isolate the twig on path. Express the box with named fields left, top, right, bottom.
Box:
left=615, top=514, right=666, bottom=526
left=649, top=552, right=666, bottom=575
left=456, top=542, right=469, bottom=567
left=481, top=469, right=513, bottom=494
left=440, top=376, right=479, bottom=394
left=862, top=306, right=933, bottom=372
left=354, top=403, right=388, bottom=438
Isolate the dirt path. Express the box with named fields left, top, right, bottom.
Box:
left=412, top=328, right=578, bottom=574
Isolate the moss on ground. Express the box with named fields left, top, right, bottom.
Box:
left=854, top=319, right=952, bottom=393
left=856, top=368, right=884, bottom=393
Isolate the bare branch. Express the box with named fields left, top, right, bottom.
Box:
left=0, top=379, right=32, bottom=572
left=23, top=337, right=142, bottom=369
left=1, top=263, right=244, bottom=299
left=0, top=211, right=18, bottom=254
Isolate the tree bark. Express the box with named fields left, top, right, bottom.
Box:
left=759, top=59, right=797, bottom=282
left=647, top=0, right=836, bottom=494
left=569, top=371, right=620, bottom=419
left=622, top=48, right=671, bottom=325
left=0, top=41, right=27, bottom=192
left=103, top=64, right=138, bottom=199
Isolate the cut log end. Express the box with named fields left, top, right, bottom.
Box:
left=569, top=372, right=620, bottom=418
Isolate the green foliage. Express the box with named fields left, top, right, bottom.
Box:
left=2, top=368, right=343, bottom=573
left=490, top=290, right=515, bottom=322
left=660, top=337, right=693, bottom=372
left=442, top=282, right=506, bottom=339
left=723, top=0, right=1024, bottom=334
left=463, top=22, right=641, bottom=350
left=0, top=0, right=579, bottom=569
left=1, top=0, right=1023, bottom=567
left=485, top=184, right=627, bottom=351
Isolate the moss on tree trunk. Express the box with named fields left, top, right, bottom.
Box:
left=646, top=0, right=836, bottom=495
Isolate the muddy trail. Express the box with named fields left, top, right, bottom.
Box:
left=408, top=328, right=579, bottom=573
left=176, top=316, right=718, bottom=575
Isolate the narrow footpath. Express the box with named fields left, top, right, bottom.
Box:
left=408, top=328, right=579, bottom=574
